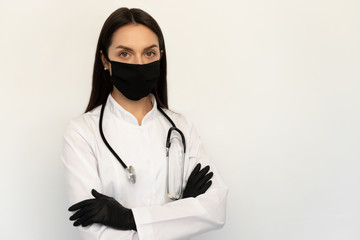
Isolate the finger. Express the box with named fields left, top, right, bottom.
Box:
left=188, top=163, right=201, bottom=182
left=79, top=212, right=95, bottom=227
left=192, top=165, right=210, bottom=183
left=69, top=203, right=98, bottom=221
left=197, top=172, right=213, bottom=189
left=68, top=199, right=95, bottom=211
left=81, top=217, right=94, bottom=227
left=73, top=211, right=92, bottom=227
left=199, top=180, right=212, bottom=195
left=91, top=189, right=108, bottom=199
left=73, top=206, right=101, bottom=227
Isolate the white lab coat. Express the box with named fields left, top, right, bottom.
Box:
left=61, top=93, right=228, bottom=240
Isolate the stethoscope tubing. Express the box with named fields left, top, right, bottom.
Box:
left=99, top=100, right=127, bottom=169
left=99, top=98, right=186, bottom=174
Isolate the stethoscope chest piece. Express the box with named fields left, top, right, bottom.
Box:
left=127, top=165, right=136, bottom=184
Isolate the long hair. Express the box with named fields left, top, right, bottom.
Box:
left=85, top=7, right=168, bottom=112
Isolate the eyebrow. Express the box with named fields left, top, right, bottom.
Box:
left=115, top=44, right=159, bottom=52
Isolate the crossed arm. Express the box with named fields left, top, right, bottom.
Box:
left=62, top=120, right=228, bottom=240
left=68, top=163, right=213, bottom=231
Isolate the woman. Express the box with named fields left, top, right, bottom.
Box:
left=62, top=7, right=228, bottom=240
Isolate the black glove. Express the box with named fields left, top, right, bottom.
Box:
left=182, top=163, right=213, bottom=198
left=68, top=189, right=137, bottom=231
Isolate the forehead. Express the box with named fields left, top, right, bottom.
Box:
left=110, top=23, right=159, bottom=49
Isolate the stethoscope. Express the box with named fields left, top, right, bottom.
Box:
left=99, top=98, right=187, bottom=200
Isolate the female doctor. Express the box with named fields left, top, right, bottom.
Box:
left=61, top=7, right=228, bottom=240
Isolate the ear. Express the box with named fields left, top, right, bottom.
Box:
left=160, top=49, right=164, bottom=58
left=100, top=50, right=110, bottom=69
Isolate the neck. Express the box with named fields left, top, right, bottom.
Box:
left=111, top=88, right=153, bottom=126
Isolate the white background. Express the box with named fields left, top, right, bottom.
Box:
left=0, top=0, right=359, bottom=239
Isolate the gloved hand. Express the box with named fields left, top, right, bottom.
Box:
left=182, top=163, right=213, bottom=198
left=68, top=189, right=137, bottom=231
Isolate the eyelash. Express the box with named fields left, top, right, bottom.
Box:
left=118, top=51, right=157, bottom=58
left=119, top=52, right=130, bottom=57
left=146, top=51, right=156, bottom=57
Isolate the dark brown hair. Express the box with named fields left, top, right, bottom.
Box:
left=85, top=7, right=168, bottom=112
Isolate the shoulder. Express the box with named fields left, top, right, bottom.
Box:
left=63, top=105, right=102, bottom=140
left=161, top=108, right=192, bottom=130
left=159, top=108, right=201, bottom=143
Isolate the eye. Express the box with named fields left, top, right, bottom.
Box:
left=119, top=52, right=130, bottom=58
left=145, top=51, right=156, bottom=57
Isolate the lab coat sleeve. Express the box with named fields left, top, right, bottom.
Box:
left=132, top=121, right=229, bottom=240
left=61, top=120, right=139, bottom=240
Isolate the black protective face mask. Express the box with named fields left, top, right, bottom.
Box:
left=109, top=60, right=160, bottom=101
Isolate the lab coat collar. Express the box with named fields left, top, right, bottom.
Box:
left=107, top=93, right=158, bottom=126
